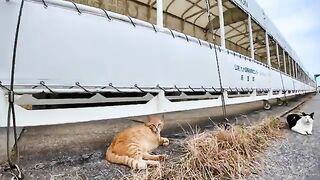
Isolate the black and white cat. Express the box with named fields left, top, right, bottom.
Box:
left=287, top=112, right=314, bottom=135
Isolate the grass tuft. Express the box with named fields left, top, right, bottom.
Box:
left=125, top=117, right=286, bottom=180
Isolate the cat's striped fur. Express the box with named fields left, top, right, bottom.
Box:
left=106, top=116, right=169, bottom=169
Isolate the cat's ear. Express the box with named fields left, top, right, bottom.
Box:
left=147, top=116, right=152, bottom=122
left=145, top=116, right=159, bottom=133
left=148, top=124, right=158, bottom=133
left=310, top=112, right=314, bottom=119
left=145, top=116, right=152, bottom=126
left=301, top=112, right=306, bottom=116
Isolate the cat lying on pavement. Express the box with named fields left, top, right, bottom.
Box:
left=287, top=112, right=314, bottom=135
left=105, top=115, right=169, bottom=169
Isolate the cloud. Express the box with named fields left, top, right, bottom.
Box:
left=276, top=10, right=319, bottom=37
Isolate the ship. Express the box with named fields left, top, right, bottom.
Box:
left=0, top=0, right=316, bottom=127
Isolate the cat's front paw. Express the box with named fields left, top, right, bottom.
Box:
left=136, top=160, right=147, bottom=169
left=161, top=138, right=169, bottom=146
left=158, top=154, right=169, bottom=161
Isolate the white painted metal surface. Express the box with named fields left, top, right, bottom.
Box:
left=1, top=0, right=218, bottom=88
left=1, top=0, right=313, bottom=90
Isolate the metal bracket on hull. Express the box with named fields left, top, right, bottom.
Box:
left=39, top=81, right=56, bottom=94
left=0, top=90, right=8, bottom=127
left=41, top=0, right=48, bottom=8
left=0, top=81, right=10, bottom=92
left=70, top=1, right=81, bottom=15
left=101, top=8, right=112, bottom=21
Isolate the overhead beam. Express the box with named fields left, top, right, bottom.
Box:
left=206, top=8, right=247, bottom=31
left=225, top=21, right=246, bottom=36
left=181, top=0, right=202, bottom=19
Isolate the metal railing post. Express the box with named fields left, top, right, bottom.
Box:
left=218, top=0, right=225, bottom=48
left=156, top=0, right=163, bottom=27
left=248, top=15, right=254, bottom=59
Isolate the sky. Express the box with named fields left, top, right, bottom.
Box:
left=255, top=0, right=320, bottom=84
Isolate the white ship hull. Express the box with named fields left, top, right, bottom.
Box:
left=0, top=0, right=316, bottom=127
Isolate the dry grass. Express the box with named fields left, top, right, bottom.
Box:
left=126, top=117, right=286, bottom=180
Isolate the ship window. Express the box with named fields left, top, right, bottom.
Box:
left=287, top=56, right=294, bottom=77
left=252, top=76, right=255, bottom=82
left=241, top=75, right=244, bottom=80
left=268, top=35, right=279, bottom=70
left=278, top=46, right=285, bottom=73
left=284, top=52, right=290, bottom=76
left=68, top=0, right=158, bottom=24
left=247, top=76, right=250, bottom=81
left=163, top=0, right=220, bottom=45
left=220, top=0, right=251, bottom=57
left=298, top=65, right=303, bottom=81
left=252, top=20, right=268, bottom=65
left=292, top=59, right=298, bottom=79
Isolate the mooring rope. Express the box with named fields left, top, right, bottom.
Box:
left=3, top=0, right=25, bottom=179
left=204, top=0, right=230, bottom=129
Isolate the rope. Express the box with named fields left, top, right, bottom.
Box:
left=0, top=81, right=10, bottom=92
left=3, top=0, right=25, bottom=179
left=204, top=0, right=229, bottom=129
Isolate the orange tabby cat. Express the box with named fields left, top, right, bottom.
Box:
left=106, top=115, right=169, bottom=169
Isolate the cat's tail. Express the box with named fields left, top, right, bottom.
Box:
left=106, top=148, right=147, bottom=169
